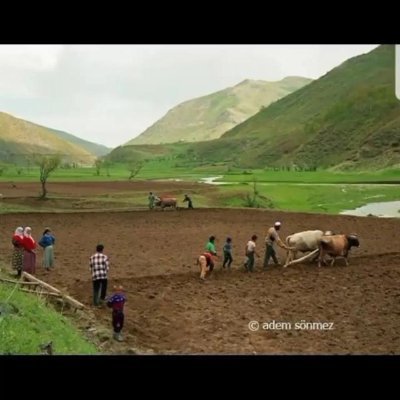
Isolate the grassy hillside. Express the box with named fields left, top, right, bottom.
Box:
left=49, top=127, right=111, bottom=157
left=0, top=112, right=97, bottom=165
left=106, top=143, right=184, bottom=164
left=0, top=280, right=97, bottom=355
left=127, top=77, right=312, bottom=145
left=189, top=45, right=400, bottom=170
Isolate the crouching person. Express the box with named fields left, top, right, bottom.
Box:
left=198, top=252, right=215, bottom=281
left=107, top=285, right=127, bottom=342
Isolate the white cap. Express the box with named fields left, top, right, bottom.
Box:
left=274, top=221, right=281, bottom=227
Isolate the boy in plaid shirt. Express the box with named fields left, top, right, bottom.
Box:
left=89, top=244, right=110, bottom=306
left=107, top=285, right=127, bottom=342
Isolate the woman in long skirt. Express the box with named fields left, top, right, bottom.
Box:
left=38, top=228, right=56, bottom=271
left=22, top=227, right=37, bottom=275
left=11, top=227, right=24, bottom=277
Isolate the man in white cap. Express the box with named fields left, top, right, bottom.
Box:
left=263, top=221, right=289, bottom=269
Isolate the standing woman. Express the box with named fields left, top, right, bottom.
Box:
left=39, top=228, right=56, bottom=271
left=22, top=227, right=37, bottom=275
left=11, top=227, right=24, bottom=277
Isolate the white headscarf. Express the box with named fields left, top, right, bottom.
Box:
left=15, top=227, right=24, bottom=238
left=24, top=227, right=32, bottom=237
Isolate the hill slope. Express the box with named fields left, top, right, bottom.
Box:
left=0, top=112, right=98, bottom=165
left=48, top=128, right=111, bottom=157
left=127, top=77, right=312, bottom=145
left=191, top=45, right=400, bottom=170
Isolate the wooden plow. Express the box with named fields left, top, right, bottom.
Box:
left=283, top=249, right=320, bottom=268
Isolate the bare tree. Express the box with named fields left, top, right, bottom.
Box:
left=35, top=155, right=61, bottom=199
left=127, top=161, right=143, bottom=180
left=94, top=158, right=103, bottom=176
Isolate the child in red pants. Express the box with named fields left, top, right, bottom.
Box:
left=107, top=285, right=127, bottom=342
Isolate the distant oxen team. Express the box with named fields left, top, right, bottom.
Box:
left=148, top=192, right=193, bottom=210
left=155, top=197, right=177, bottom=210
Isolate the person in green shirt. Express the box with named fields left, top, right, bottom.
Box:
left=205, top=235, right=217, bottom=271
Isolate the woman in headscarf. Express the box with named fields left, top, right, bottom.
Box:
left=38, top=228, right=56, bottom=271
left=22, top=227, right=37, bottom=275
left=11, top=227, right=24, bottom=277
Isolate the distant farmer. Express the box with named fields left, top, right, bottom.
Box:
left=148, top=192, right=156, bottom=210
left=89, top=244, right=110, bottom=307
left=263, top=221, right=289, bottom=269
left=11, top=227, right=24, bottom=277
left=244, top=234, right=260, bottom=272
left=183, top=194, right=193, bottom=209
left=107, top=285, right=127, bottom=342
left=222, top=237, right=233, bottom=269
left=38, top=228, right=56, bottom=271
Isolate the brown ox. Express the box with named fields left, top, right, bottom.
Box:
left=318, top=234, right=360, bottom=267
left=155, top=197, right=177, bottom=210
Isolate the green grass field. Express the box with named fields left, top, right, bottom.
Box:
left=0, top=278, right=98, bottom=355
left=0, top=163, right=399, bottom=215
left=219, top=182, right=400, bottom=214
left=1, top=162, right=398, bottom=183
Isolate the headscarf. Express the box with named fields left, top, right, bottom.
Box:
left=14, top=227, right=24, bottom=238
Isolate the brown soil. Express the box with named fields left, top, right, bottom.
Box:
left=1, top=182, right=399, bottom=354
left=0, top=180, right=213, bottom=199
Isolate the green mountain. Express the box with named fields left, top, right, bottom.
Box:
left=126, top=76, right=312, bottom=145
left=190, top=45, right=400, bottom=170
left=0, top=112, right=98, bottom=165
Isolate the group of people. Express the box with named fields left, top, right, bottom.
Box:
left=11, top=226, right=56, bottom=277
left=148, top=192, right=193, bottom=209
left=6, top=220, right=286, bottom=342
left=198, top=221, right=290, bottom=280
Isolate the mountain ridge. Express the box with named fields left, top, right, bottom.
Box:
left=0, top=112, right=107, bottom=165
left=126, top=76, right=312, bottom=145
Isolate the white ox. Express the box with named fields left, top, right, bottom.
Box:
left=284, top=230, right=332, bottom=268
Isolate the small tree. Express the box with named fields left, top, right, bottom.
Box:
left=35, top=155, right=61, bottom=199
left=243, top=177, right=259, bottom=208
left=94, top=158, right=103, bottom=176
left=127, top=161, right=143, bottom=180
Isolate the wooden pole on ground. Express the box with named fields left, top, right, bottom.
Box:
left=21, top=272, right=85, bottom=309
left=0, top=277, right=40, bottom=286
left=22, top=272, right=62, bottom=294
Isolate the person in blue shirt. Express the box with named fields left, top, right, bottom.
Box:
left=107, top=285, right=127, bottom=342
left=222, top=237, right=233, bottom=269
left=38, top=228, right=56, bottom=271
